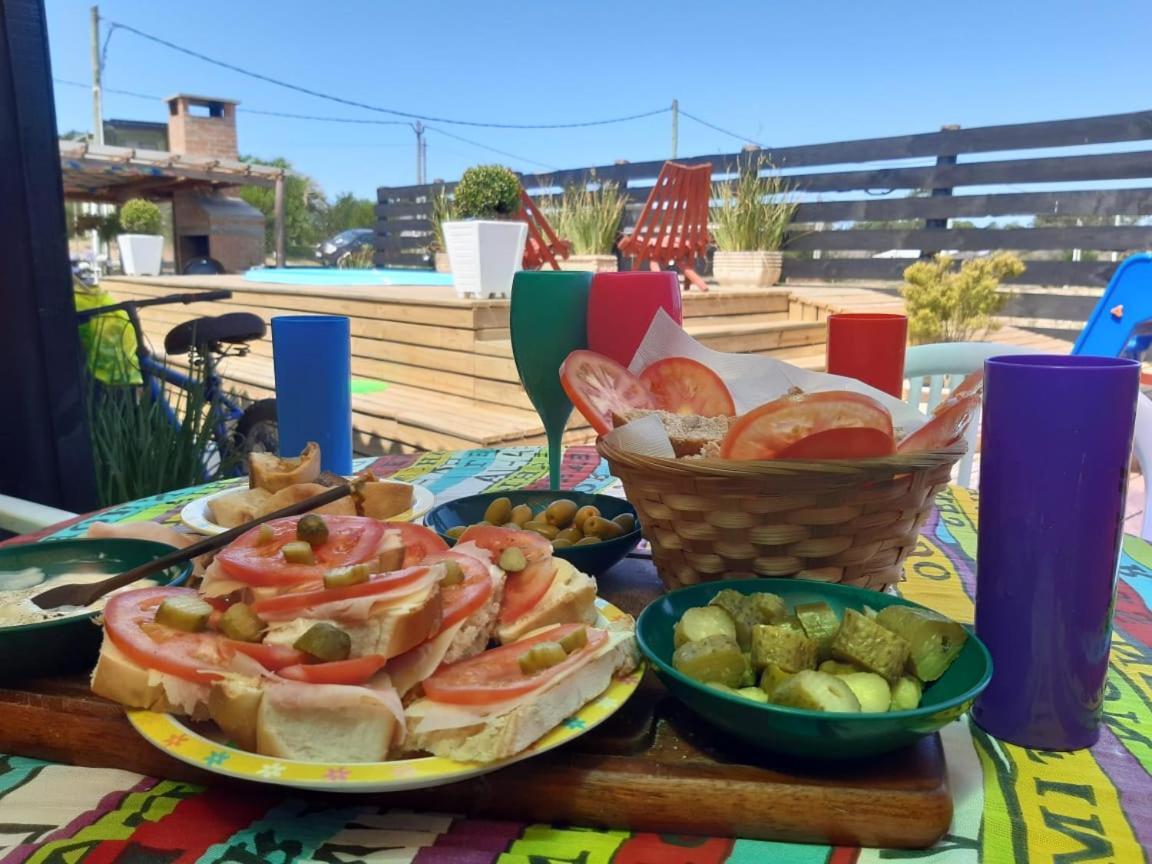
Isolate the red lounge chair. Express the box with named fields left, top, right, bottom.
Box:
left=519, top=189, right=571, bottom=271
left=618, top=161, right=712, bottom=292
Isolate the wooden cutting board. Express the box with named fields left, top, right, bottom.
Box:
left=0, top=558, right=952, bottom=849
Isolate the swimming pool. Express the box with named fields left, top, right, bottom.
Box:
left=243, top=268, right=454, bottom=287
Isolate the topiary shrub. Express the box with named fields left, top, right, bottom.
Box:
left=119, top=198, right=163, bottom=235
left=452, top=165, right=521, bottom=220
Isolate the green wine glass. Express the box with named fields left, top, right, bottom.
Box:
left=510, top=270, right=592, bottom=489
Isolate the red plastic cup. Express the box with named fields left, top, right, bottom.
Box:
left=587, top=271, right=683, bottom=367
left=825, top=313, right=908, bottom=397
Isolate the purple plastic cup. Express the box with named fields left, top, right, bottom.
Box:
left=972, top=354, right=1139, bottom=750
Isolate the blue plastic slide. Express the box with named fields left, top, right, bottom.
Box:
left=1072, top=253, right=1152, bottom=358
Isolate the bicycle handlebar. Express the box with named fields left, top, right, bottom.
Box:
left=76, top=289, right=234, bottom=323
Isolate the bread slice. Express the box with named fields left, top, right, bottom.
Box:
left=357, top=479, right=415, bottom=520
left=256, top=680, right=400, bottom=762
left=254, top=483, right=358, bottom=519
left=496, top=558, right=597, bottom=644
left=613, top=409, right=733, bottom=458
left=249, top=442, right=321, bottom=493
left=207, top=488, right=273, bottom=528
left=208, top=676, right=263, bottom=752
left=90, top=638, right=211, bottom=721
left=404, top=629, right=638, bottom=762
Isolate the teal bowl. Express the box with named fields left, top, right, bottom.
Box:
left=636, top=579, right=992, bottom=759
left=0, top=538, right=192, bottom=681
left=424, top=491, right=641, bottom=575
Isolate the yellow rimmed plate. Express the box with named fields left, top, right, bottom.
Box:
left=127, top=598, right=642, bottom=792
left=180, top=482, right=435, bottom=536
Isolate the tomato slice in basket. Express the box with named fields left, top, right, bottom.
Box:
left=560, top=350, right=654, bottom=435
left=422, top=623, right=607, bottom=705
left=720, top=391, right=894, bottom=460
left=774, top=427, right=895, bottom=460
left=898, top=394, right=980, bottom=453
left=639, top=357, right=735, bottom=417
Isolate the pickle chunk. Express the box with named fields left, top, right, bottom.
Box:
left=738, top=687, right=770, bottom=704
left=759, top=662, right=794, bottom=698
left=674, top=606, right=737, bottom=648
left=155, top=595, right=212, bottom=632
left=772, top=670, right=861, bottom=712
left=794, top=601, right=841, bottom=655
left=518, top=641, right=567, bottom=674
left=840, top=672, right=892, bottom=712
left=708, top=590, right=758, bottom=650
left=830, top=608, right=911, bottom=682
left=218, top=602, right=265, bottom=642
left=890, top=676, right=923, bottom=711
left=818, top=659, right=862, bottom=676
left=875, top=605, right=968, bottom=682
left=293, top=622, right=351, bottom=662
left=749, top=593, right=788, bottom=625
left=751, top=624, right=818, bottom=673
left=672, top=634, right=748, bottom=688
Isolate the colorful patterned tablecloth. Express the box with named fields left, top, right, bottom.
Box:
left=2, top=446, right=1149, bottom=864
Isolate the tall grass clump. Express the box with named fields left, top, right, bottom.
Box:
left=711, top=160, right=797, bottom=252
left=555, top=179, right=627, bottom=255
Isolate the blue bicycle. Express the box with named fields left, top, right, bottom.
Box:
left=76, top=289, right=279, bottom=477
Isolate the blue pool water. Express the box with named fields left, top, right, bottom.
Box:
left=243, top=267, right=454, bottom=287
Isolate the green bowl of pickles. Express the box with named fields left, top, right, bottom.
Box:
left=424, top=491, right=642, bottom=576
left=636, top=579, right=992, bottom=759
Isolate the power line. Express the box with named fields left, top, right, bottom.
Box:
left=104, top=20, right=671, bottom=130
left=678, top=108, right=762, bottom=148
left=424, top=125, right=559, bottom=171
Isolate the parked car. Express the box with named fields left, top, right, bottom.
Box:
left=315, top=229, right=375, bottom=267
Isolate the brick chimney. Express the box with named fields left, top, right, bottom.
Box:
left=166, top=94, right=239, bottom=160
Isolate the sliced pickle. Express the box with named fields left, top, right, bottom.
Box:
left=438, top=559, right=464, bottom=586
left=281, top=541, right=315, bottom=565
left=830, top=609, right=911, bottom=682
left=738, top=686, right=770, bottom=704
left=818, top=659, right=863, bottom=676
left=674, top=606, right=737, bottom=648
left=324, top=562, right=372, bottom=589
left=875, top=605, right=968, bottom=682
left=750, top=624, right=818, bottom=673
left=759, top=662, right=794, bottom=698
left=218, top=602, right=265, bottom=642
left=840, top=672, right=892, bottom=712
left=518, top=641, right=567, bottom=674
left=254, top=524, right=275, bottom=545
left=672, top=634, right=748, bottom=688
left=708, top=589, right=758, bottom=651
left=498, top=547, right=528, bottom=572
left=794, top=601, right=841, bottom=656
left=749, top=592, right=788, bottom=625
left=154, top=595, right=212, bottom=632
left=771, top=670, right=862, bottom=713
left=293, top=622, right=351, bottom=662
left=558, top=627, right=588, bottom=654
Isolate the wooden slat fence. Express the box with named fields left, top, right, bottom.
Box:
left=376, top=110, right=1152, bottom=285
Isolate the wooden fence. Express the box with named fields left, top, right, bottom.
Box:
left=375, top=110, right=1152, bottom=286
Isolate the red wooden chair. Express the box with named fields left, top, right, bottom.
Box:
left=519, top=189, right=571, bottom=270
left=618, top=161, right=712, bottom=292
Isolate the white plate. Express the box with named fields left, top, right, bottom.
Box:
left=127, top=599, right=642, bottom=793
left=180, top=482, right=435, bottom=536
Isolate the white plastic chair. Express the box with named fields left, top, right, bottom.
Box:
left=1130, top=393, right=1152, bottom=541
left=0, top=494, right=77, bottom=536
left=903, top=342, right=1033, bottom=488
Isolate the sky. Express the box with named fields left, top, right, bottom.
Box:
left=45, top=0, right=1152, bottom=203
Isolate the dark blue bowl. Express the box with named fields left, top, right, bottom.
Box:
left=424, top=491, right=641, bottom=575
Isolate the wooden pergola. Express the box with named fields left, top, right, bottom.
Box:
left=58, top=140, right=288, bottom=267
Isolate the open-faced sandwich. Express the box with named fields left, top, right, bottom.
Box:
left=91, top=516, right=637, bottom=764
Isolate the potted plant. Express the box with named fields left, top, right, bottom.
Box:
left=556, top=178, right=627, bottom=273
left=710, top=160, right=797, bottom=289
left=442, top=165, right=526, bottom=298
left=429, top=185, right=456, bottom=273
left=117, top=198, right=165, bottom=276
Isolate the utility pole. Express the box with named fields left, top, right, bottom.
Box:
left=671, top=98, right=678, bottom=159
left=414, top=121, right=425, bottom=184
left=90, top=6, right=103, bottom=145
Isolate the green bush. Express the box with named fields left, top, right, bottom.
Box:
left=453, top=165, right=521, bottom=220
left=119, top=198, right=163, bottom=235
left=901, top=253, right=1025, bottom=344
left=555, top=178, right=627, bottom=255
left=337, top=244, right=375, bottom=269
left=711, top=158, right=797, bottom=252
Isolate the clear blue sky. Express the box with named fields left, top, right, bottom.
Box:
left=46, top=0, right=1152, bottom=202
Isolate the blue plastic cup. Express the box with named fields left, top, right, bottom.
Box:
left=270, top=315, right=353, bottom=474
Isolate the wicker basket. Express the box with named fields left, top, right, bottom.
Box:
left=597, top=438, right=966, bottom=592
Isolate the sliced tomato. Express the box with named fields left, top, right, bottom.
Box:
left=250, top=565, right=432, bottom=617
left=499, top=558, right=558, bottom=625
left=899, top=394, right=980, bottom=453
left=458, top=525, right=552, bottom=564
left=720, top=391, right=895, bottom=460
left=422, top=624, right=607, bottom=705
left=224, top=641, right=306, bottom=671
left=560, top=349, right=654, bottom=435
left=639, top=357, right=735, bottom=417
left=215, top=516, right=385, bottom=586
left=278, top=655, right=387, bottom=685
left=104, top=587, right=227, bottom=683
left=424, top=551, right=495, bottom=632
left=775, top=427, right=895, bottom=460
left=380, top=522, right=449, bottom=566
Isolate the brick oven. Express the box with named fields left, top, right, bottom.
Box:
left=166, top=94, right=265, bottom=273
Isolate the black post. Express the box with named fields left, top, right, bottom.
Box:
left=0, top=0, right=98, bottom=512
left=921, top=124, right=960, bottom=260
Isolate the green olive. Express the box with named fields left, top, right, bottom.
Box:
left=545, top=499, right=578, bottom=528
left=502, top=521, right=521, bottom=530
left=446, top=525, right=467, bottom=539
left=523, top=520, right=559, bottom=540
left=483, top=496, right=513, bottom=526
left=574, top=536, right=601, bottom=546
left=573, top=505, right=601, bottom=533
left=612, top=513, right=637, bottom=534
left=552, top=538, right=573, bottom=549
left=555, top=527, right=582, bottom=545
left=510, top=504, right=534, bottom=526
left=296, top=514, right=329, bottom=547
left=585, top=516, right=625, bottom=540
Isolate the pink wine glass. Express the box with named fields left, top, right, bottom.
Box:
left=587, top=271, right=683, bottom=368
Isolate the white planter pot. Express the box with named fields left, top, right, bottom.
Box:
left=712, top=250, right=783, bottom=289
left=118, top=234, right=164, bottom=276
left=558, top=254, right=618, bottom=273
left=433, top=251, right=451, bottom=273
left=443, top=220, right=527, bottom=298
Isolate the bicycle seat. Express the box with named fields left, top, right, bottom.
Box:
left=164, top=313, right=266, bottom=355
